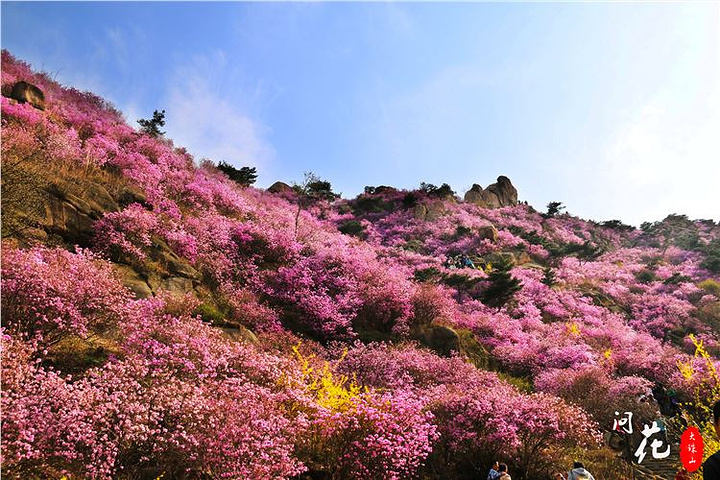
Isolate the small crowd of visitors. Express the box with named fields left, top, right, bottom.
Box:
left=486, top=461, right=595, bottom=480
left=445, top=254, right=477, bottom=270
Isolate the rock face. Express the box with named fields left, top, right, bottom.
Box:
left=37, top=178, right=201, bottom=300
left=464, top=176, right=518, bottom=208
left=413, top=201, right=446, bottom=221
left=159, top=277, right=195, bottom=295
left=267, top=181, right=293, bottom=194
left=487, top=176, right=518, bottom=206
left=10, top=81, right=45, bottom=110
left=424, top=325, right=460, bottom=357
left=113, top=264, right=153, bottom=299
left=413, top=203, right=428, bottom=220
left=118, top=186, right=149, bottom=208
left=43, top=181, right=119, bottom=246
left=220, top=326, right=259, bottom=345
left=475, top=225, right=499, bottom=243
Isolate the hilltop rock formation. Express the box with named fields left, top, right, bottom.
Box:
left=464, top=176, right=518, bottom=208
left=267, top=181, right=293, bottom=194
left=372, top=185, right=397, bottom=195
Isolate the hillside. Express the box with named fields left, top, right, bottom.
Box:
left=2, top=50, right=720, bottom=479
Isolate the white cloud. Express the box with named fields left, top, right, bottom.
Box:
left=596, top=89, right=720, bottom=224
left=163, top=51, right=274, bottom=171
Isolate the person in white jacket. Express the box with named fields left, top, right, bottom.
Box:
left=567, top=461, right=595, bottom=480
left=497, top=463, right=511, bottom=480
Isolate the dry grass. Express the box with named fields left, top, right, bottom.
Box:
left=46, top=333, right=122, bottom=375
left=1, top=151, right=49, bottom=239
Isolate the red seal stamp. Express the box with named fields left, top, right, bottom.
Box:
left=679, top=426, right=704, bottom=472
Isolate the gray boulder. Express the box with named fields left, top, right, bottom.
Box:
left=464, top=176, right=518, bottom=208
left=267, top=181, right=293, bottom=194
left=10, top=81, right=45, bottom=110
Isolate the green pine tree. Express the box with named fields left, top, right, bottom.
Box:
left=542, top=266, right=557, bottom=287
left=137, top=109, right=166, bottom=137
left=217, top=162, right=258, bottom=186
left=481, top=256, right=523, bottom=309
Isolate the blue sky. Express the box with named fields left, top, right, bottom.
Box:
left=2, top=2, right=718, bottom=225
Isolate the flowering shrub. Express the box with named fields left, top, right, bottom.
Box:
left=293, top=346, right=438, bottom=479
left=1, top=245, right=131, bottom=348
left=1, top=270, right=309, bottom=479
left=311, top=390, right=437, bottom=480
left=337, top=343, right=601, bottom=478
left=0, top=333, right=119, bottom=478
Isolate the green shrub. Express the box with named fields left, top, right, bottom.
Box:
left=353, top=195, right=388, bottom=214
left=217, top=162, right=257, bottom=186
left=544, top=201, right=565, bottom=217
left=402, top=192, right=419, bottom=208
left=419, top=182, right=455, bottom=198
left=137, top=109, right=165, bottom=137
left=497, top=372, right=533, bottom=393
left=699, top=279, right=720, bottom=297
left=702, top=239, right=720, bottom=273
left=600, top=219, right=634, bottom=231
left=542, top=267, right=557, bottom=287
left=338, top=220, right=366, bottom=238
left=663, top=272, right=692, bottom=285
left=194, top=302, right=225, bottom=325
left=414, top=267, right=441, bottom=283
left=635, top=269, right=657, bottom=284
left=442, top=273, right=481, bottom=289
left=480, top=256, right=522, bottom=309
left=402, top=239, right=425, bottom=253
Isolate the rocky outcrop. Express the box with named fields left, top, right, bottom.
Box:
left=220, top=326, right=259, bottom=345
left=114, top=261, right=199, bottom=299
left=43, top=181, right=119, bottom=246
left=113, top=264, right=153, bottom=299
left=9, top=81, right=45, bottom=110
left=410, top=309, right=461, bottom=357
left=516, top=251, right=532, bottom=265
left=423, top=325, right=461, bottom=357
left=117, top=186, right=149, bottom=208
left=413, top=204, right=428, bottom=220
left=373, top=185, right=397, bottom=195
left=486, top=176, right=518, bottom=206
left=464, top=176, right=518, bottom=208
left=267, top=181, right=293, bottom=194
left=158, top=277, right=195, bottom=294
left=413, top=201, right=447, bottom=221
left=152, top=238, right=201, bottom=280
left=37, top=177, right=203, bottom=299
left=475, top=225, right=499, bottom=243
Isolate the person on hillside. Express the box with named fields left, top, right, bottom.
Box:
left=703, top=399, right=720, bottom=480
left=568, top=461, right=595, bottom=480
left=497, top=463, right=511, bottom=480
left=486, top=461, right=501, bottom=480
left=460, top=254, right=475, bottom=269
